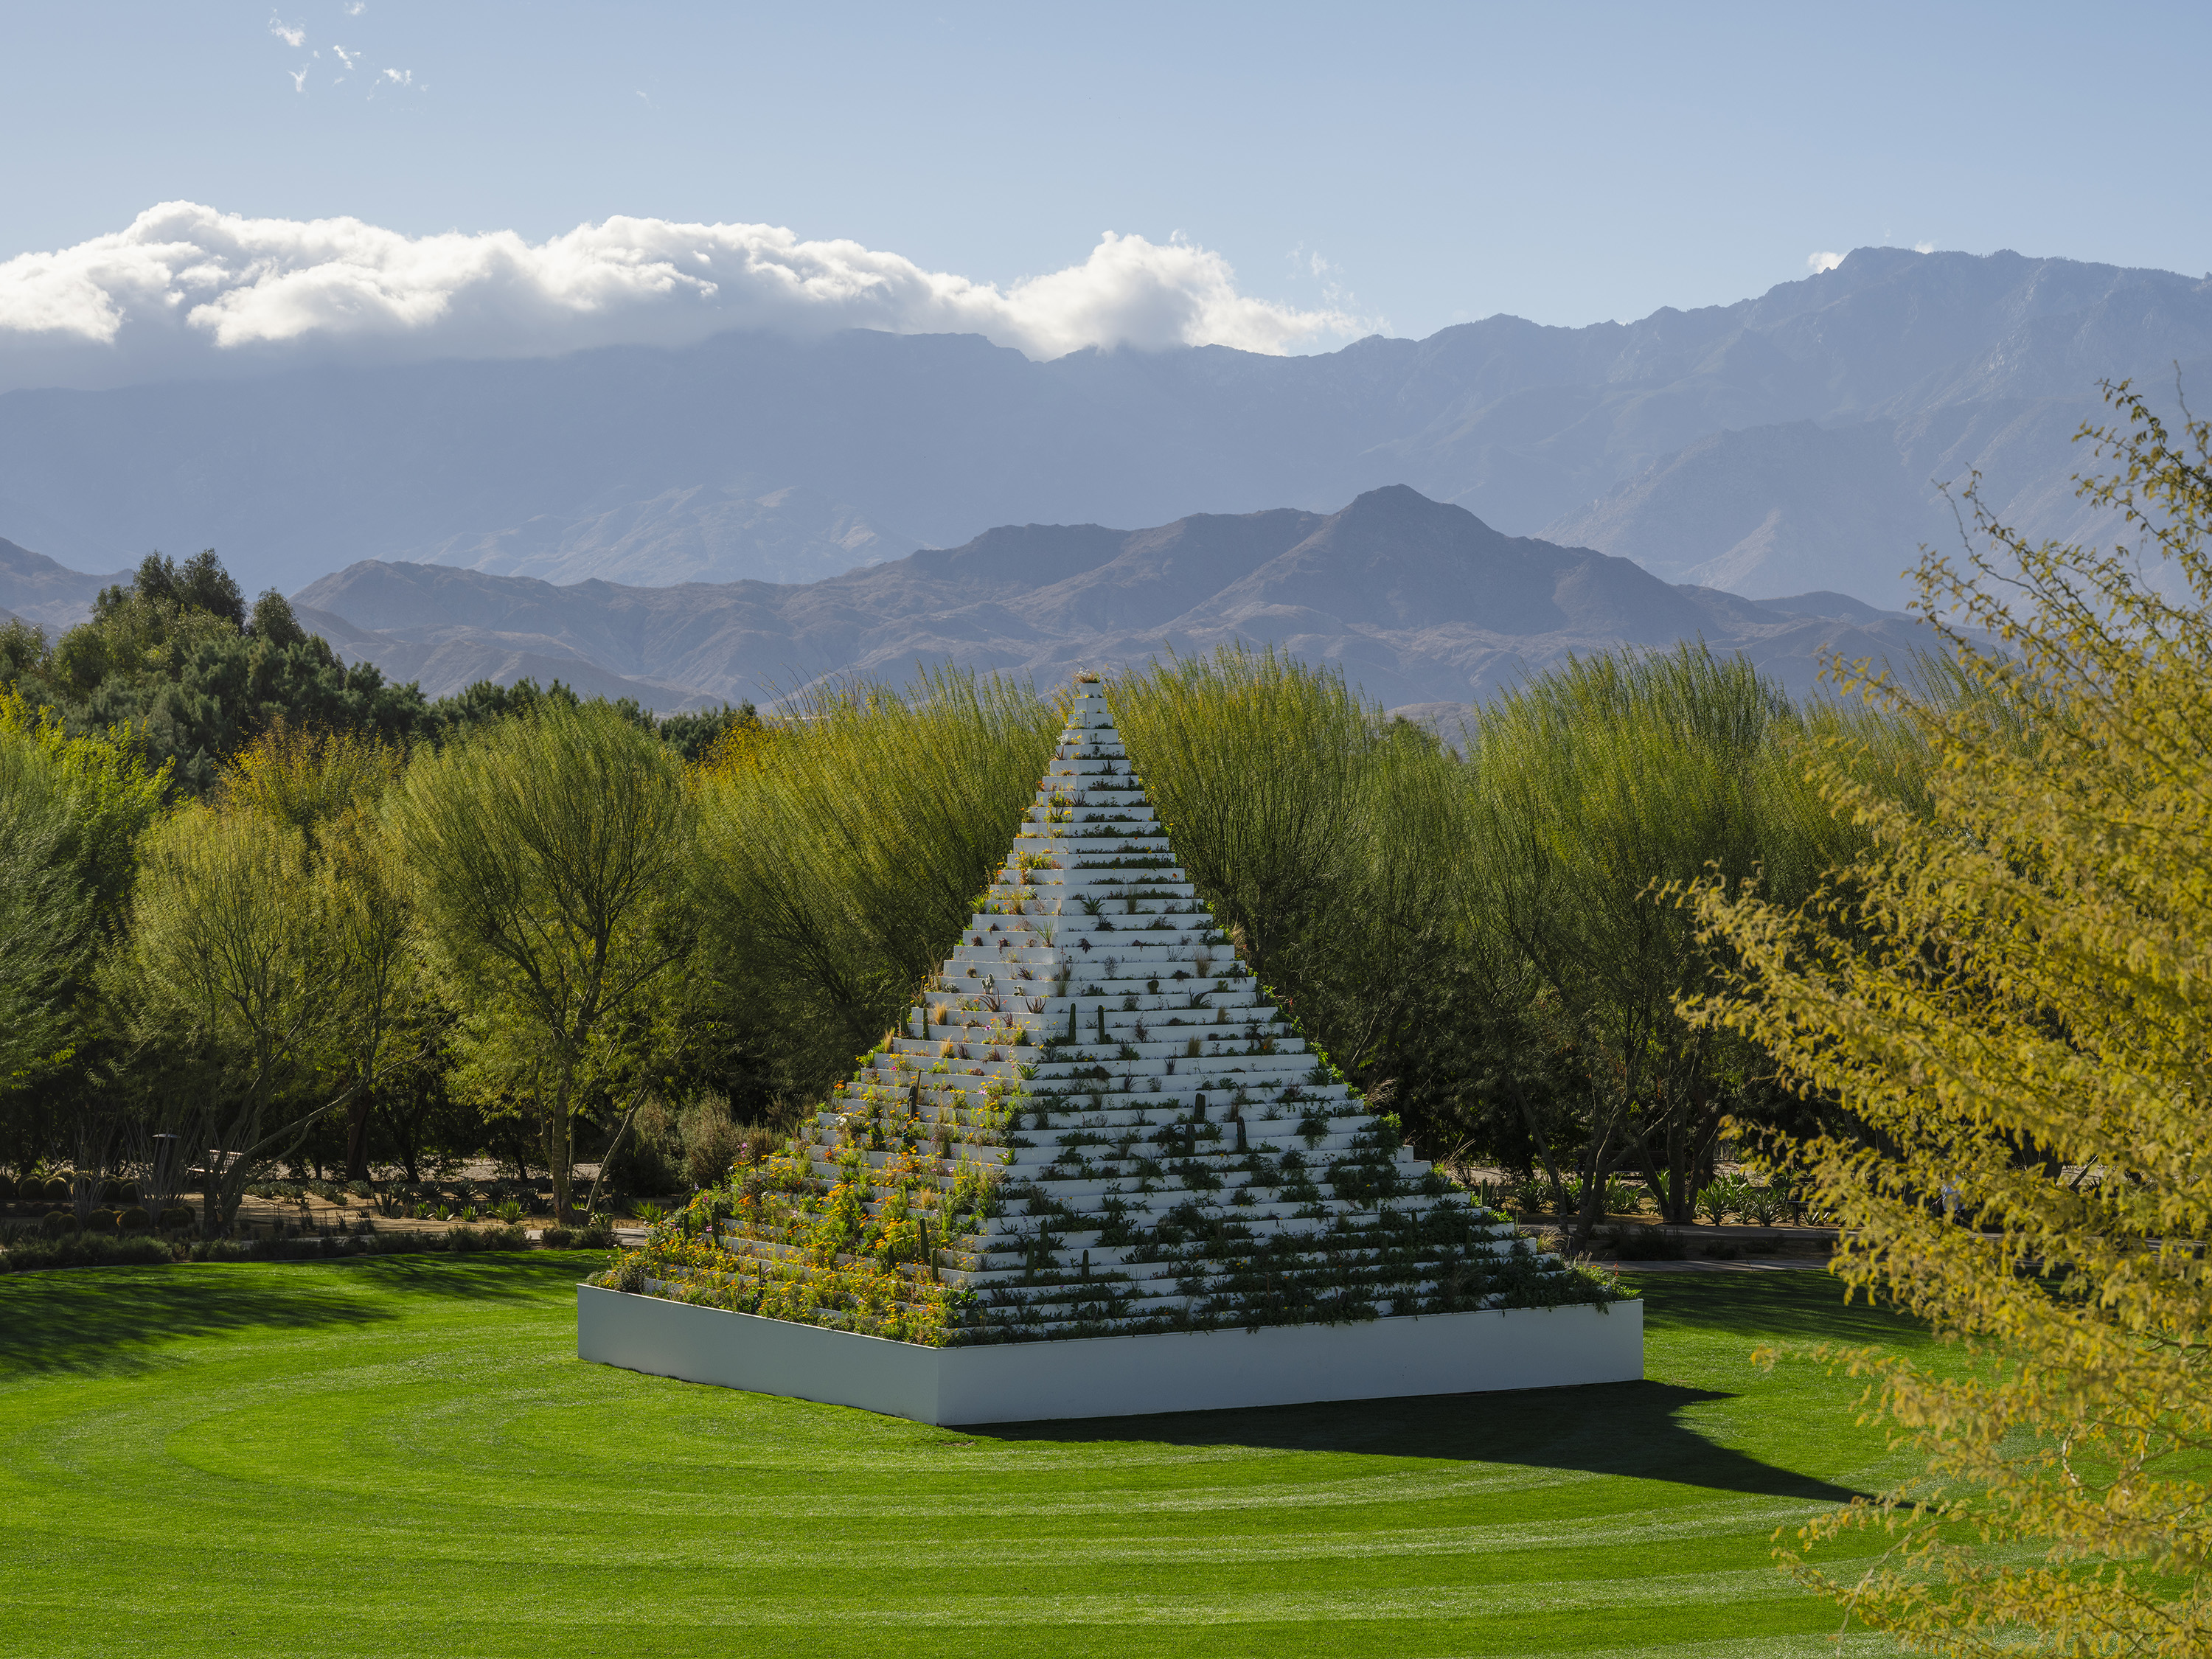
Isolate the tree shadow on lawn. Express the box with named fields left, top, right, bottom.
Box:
left=978, top=1380, right=1863, bottom=1505
left=973, top=1279, right=1913, bottom=1503
left=1629, top=1270, right=1930, bottom=1350
left=0, top=1253, right=582, bottom=1378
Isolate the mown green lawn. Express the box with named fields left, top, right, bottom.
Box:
left=0, top=1256, right=1921, bottom=1658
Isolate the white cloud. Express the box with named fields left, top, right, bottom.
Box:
left=333, top=45, right=358, bottom=71
left=345, top=1, right=365, bottom=13
left=1806, top=250, right=1846, bottom=274
left=288, top=66, right=308, bottom=93
left=1913, top=240, right=1935, bottom=254
left=0, top=203, right=1365, bottom=391
left=380, top=66, right=411, bottom=86
left=268, top=13, right=305, bottom=48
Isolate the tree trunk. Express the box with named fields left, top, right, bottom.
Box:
left=582, top=1088, right=651, bottom=1224
left=1626, top=1127, right=1673, bottom=1224
left=1505, top=1077, right=1568, bottom=1212
left=547, top=1074, right=574, bottom=1225
left=344, top=1090, right=374, bottom=1183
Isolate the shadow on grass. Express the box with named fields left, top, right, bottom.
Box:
left=978, top=1380, right=1863, bottom=1504
left=1630, top=1269, right=1931, bottom=1349
left=971, top=1278, right=1913, bottom=1503
left=356, top=1251, right=596, bottom=1304
left=0, top=1253, right=586, bottom=1378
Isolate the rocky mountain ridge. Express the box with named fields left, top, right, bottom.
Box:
left=281, top=486, right=1942, bottom=712
left=0, top=247, right=2201, bottom=607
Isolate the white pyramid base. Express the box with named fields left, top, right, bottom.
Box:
left=577, top=1284, right=1644, bottom=1425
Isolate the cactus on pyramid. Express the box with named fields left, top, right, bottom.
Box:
left=608, top=676, right=1615, bottom=1343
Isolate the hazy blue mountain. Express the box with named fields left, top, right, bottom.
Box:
left=405, top=484, right=910, bottom=586
left=286, top=486, right=1943, bottom=712
left=1540, top=422, right=1954, bottom=606
left=1, top=246, right=2201, bottom=605
left=0, top=537, right=130, bottom=632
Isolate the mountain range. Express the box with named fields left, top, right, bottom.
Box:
left=274, top=485, right=1935, bottom=717
left=1, top=245, right=2205, bottom=610
left=0, top=484, right=1950, bottom=718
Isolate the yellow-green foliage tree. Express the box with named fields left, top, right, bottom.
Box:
left=690, top=667, right=1057, bottom=1102
left=119, top=723, right=414, bottom=1230
left=222, top=723, right=415, bottom=1182
left=0, top=693, right=167, bottom=1096
left=1464, top=645, right=1857, bottom=1231
left=394, top=698, right=694, bottom=1224
left=1685, top=383, right=2212, bottom=1655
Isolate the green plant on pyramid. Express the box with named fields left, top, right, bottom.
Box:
left=601, top=677, right=1619, bottom=1343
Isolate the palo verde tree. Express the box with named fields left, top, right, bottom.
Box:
left=1110, top=644, right=1372, bottom=990
left=220, top=723, right=417, bottom=1182
left=1684, top=381, right=2212, bottom=1654
left=690, top=667, right=1057, bottom=1103
left=394, top=697, right=695, bottom=1223
left=115, top=747, right=412, bottom=1235
left=1111, top=646, right=1475, bottom=1141
left=1461, top=645, right=1857, bottom=1231
left=0, top=693, right=167, bottom=1182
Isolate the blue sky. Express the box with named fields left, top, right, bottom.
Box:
left=3, top=0, right=2207, bottom=355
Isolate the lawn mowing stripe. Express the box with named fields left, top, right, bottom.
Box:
left=0, top=1259, right=1926, bottom=1658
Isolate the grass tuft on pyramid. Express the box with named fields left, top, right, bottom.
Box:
left=598, top=677, right=1622, bottom=1346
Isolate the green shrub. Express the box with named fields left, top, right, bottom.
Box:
left=119, top=1206, right=152, bottom=1233
left=1604, top=1223, right=1686, bottom=1260
left=442, top=1225, right=529, bottom=1253
left=540, top=1226, right=575, bottom=1248
left=1696, top=1179, right=1745, bottom=1226
left=157, top=1205, right=197, bottom=1231
left=41, top=1176, right=70, bottom=1203
left=79, top=1208, right=117, bottom=1236
left=598, top=1099, right=684, bottom=1195
left=0, top=1175, right=15, bottom=1201
left=600, top=1255, right=649, bottom=1292
left=39, top=1210, right=72, bottom=1237
left=679, top=1095, right=751, bottom=1191
left=577, top=1224, right=616, bottom=1249
left=1739, top=1182, right=1787, bottom=1226
left=3, top=1233, right=177, bottom=1273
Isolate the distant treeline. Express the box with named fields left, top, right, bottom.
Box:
left=0, top=549, right=757, bottom=796
left=0, top=549, right=1926, bottom=1234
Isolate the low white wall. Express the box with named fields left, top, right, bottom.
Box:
left=577, top=1285, right=1643, bottom=1425
left=577, top=1284, right=945, bottom=1420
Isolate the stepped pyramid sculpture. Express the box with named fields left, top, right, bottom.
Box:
left=582, top=678, right=1635, bottom=1420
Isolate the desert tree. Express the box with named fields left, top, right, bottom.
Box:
left=220, top=723, right=417, bottom=1181
left=1109, top=644, right=1372, bottom=991
left=394, top=697, right=695, bottom=1224
left=1683, top=381, right=2212, bottom=1654
left=117, top=768, right=409, bottom=1234
left=1461, top=645, right=1853, bottom=1230
left=1110, top=649, right=1474, bottom=1133
left=0, top=692, right=167, bottom=1189
left=691, top=667, right=1057, bottom=1101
